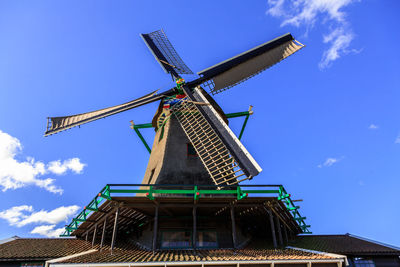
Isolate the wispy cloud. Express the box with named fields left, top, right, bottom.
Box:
left=368, top=124, right=379, bottom=130
left=0, top=130, right=86, bottom=194
left=0, top=205, right=79, bottom=238
left=266, top=0, right=359, bottom=69
left=0, top=205, right=80, bottom=227
left=47, top=158, right=85, bottom=175
left=395, top=134, right=400, bottom=144
left=318, top=157, right=342, bottom=168
left=31, top=224, right=66, bottom=238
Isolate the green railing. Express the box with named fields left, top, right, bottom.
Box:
left=61, top=184, right=311, bottom=237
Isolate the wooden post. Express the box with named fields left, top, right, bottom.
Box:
left=100, top=216, right=107, bottom=249
left=268, top=209, right=277, bottom=248
left=230, top=206, right=237, bottom=248
left=92, top=224, right=97, bottom=246
left=283, top=224, right=289, bottom=245
left=193, top=206, right=197, bottom=250
left=275, top=216, right=283, bottom=247
left=152, top=205, right=159, bottom=252
left=111, top=207, right=119, bottom=252
left=85, top=232, right=88, bottom=241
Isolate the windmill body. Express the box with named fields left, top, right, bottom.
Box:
left=141, top=107, right=212, bottom=186
left=46, top=29, right=319, bottom=252
left=45, top=29, right=304, bottom=187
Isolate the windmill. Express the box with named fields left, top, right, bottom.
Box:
left=45, top=29, right=304, bottom=187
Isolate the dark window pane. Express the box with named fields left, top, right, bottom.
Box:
left=197, top=231, right=218, bottom=248
left=161, top=231, right=192, bottom=248
left=187, top=143, right=197, bottom=156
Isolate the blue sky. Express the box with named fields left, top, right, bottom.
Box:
left=0, top=0, right=399, bottom=246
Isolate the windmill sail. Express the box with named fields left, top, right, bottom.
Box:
left=45, top=90, right=162, bottom=136
left=141, top=30, right=193, bottom=78
left=197, top=33, right=304, bottom=95
left=171, top=86, right=262, bottom=186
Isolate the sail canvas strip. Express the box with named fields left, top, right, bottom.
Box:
left=211, top=40, right=303, bottom=94
left=141, top=30, right=193, bottom=77
left=178, top=86, right=261, bottom=183
left=197, top=33, right=304, bottom=95
left=191, top=86, right=262, bottom=177
left=45, top=90, right=161, bottom=136
left=171, top=96, right=249, bottom=186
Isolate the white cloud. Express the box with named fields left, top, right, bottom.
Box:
left=266, top=0, right=359, bottom=69
left=30, top=224, right=65, bottom=238
left=368, top=124, right=379, bottom=130
left=395, top=135, right=400, bottom=144
left=319, top=26, right=353, bottom=69
left=0, top=205, right=80, bottom=227
left=47, top=158, right=85, bottom=175
left=0, top=205, right=33, bottom=225
left=318, top=157, right=341, bottom=168
left=0, top=130, right=86, bottom=194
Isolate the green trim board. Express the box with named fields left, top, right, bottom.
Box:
left=60, top=184, right=311, bottom=237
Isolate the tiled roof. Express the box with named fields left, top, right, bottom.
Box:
left=0, top=238, right=93, bottom=261
left=57, top=242, right=336, bottom=264
left=290, top=234, right=400, bottom=256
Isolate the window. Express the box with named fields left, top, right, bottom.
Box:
left=353, top=257, right=375, bottom=267
left=158, top=125, right=165, bottom=142
left=161, top=231, right=192, bottom=248
left=197, top=231, right=218, bottom=248
left=21, top=263, right=43, bottom=267
left=148, top=169, right=155, bottom=184
left=161, top=230, right=218, bottom=249
left=187, top=143, right=197, bottom=157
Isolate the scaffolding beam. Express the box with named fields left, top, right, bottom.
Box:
left=266, top=208, right=277, bottom=248
left=193, top=206, right=197, bottom=250
left=111, top=208, right=119, bottom=252
left=100, top=216, right=107, bottom=249
left=152, top=205, right=159, bottom=251
left=230, top=206, right=237, bottom=248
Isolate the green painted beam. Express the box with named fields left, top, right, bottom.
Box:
left=134, top=127, right=151, bottom=154
left=225, top=111, right=251, bottom=118
left=130, top=122, right=153, bottom=154
left=243, top=190, right=280, bottom=194
left=134, top=123, right=153, bottom=129
left=98, top=193, right=111, bottom=200
left=110, top=189, right=282, bottom=196
left=238, top=115, right=250, bottom=140
left=85, top=206, right=98, bottom=212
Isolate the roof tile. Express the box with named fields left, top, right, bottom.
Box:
left=290, top=235, right=400, bottom=256
left=0, top=238, right=93, bottom=260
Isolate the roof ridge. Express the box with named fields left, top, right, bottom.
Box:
left=348, top=234, right=400, bottom=251
left=286, top=246, right=348, bottom=262
left=0, top=236, right=19, bottom=245
left=298, top=234, right=347, bottom=237
left=13, top=237, right=78, bottom=240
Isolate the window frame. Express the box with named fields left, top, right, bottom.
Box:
left=160, top=229, right=219, bottom=249
left=186, top=143, right=197, bottom=157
